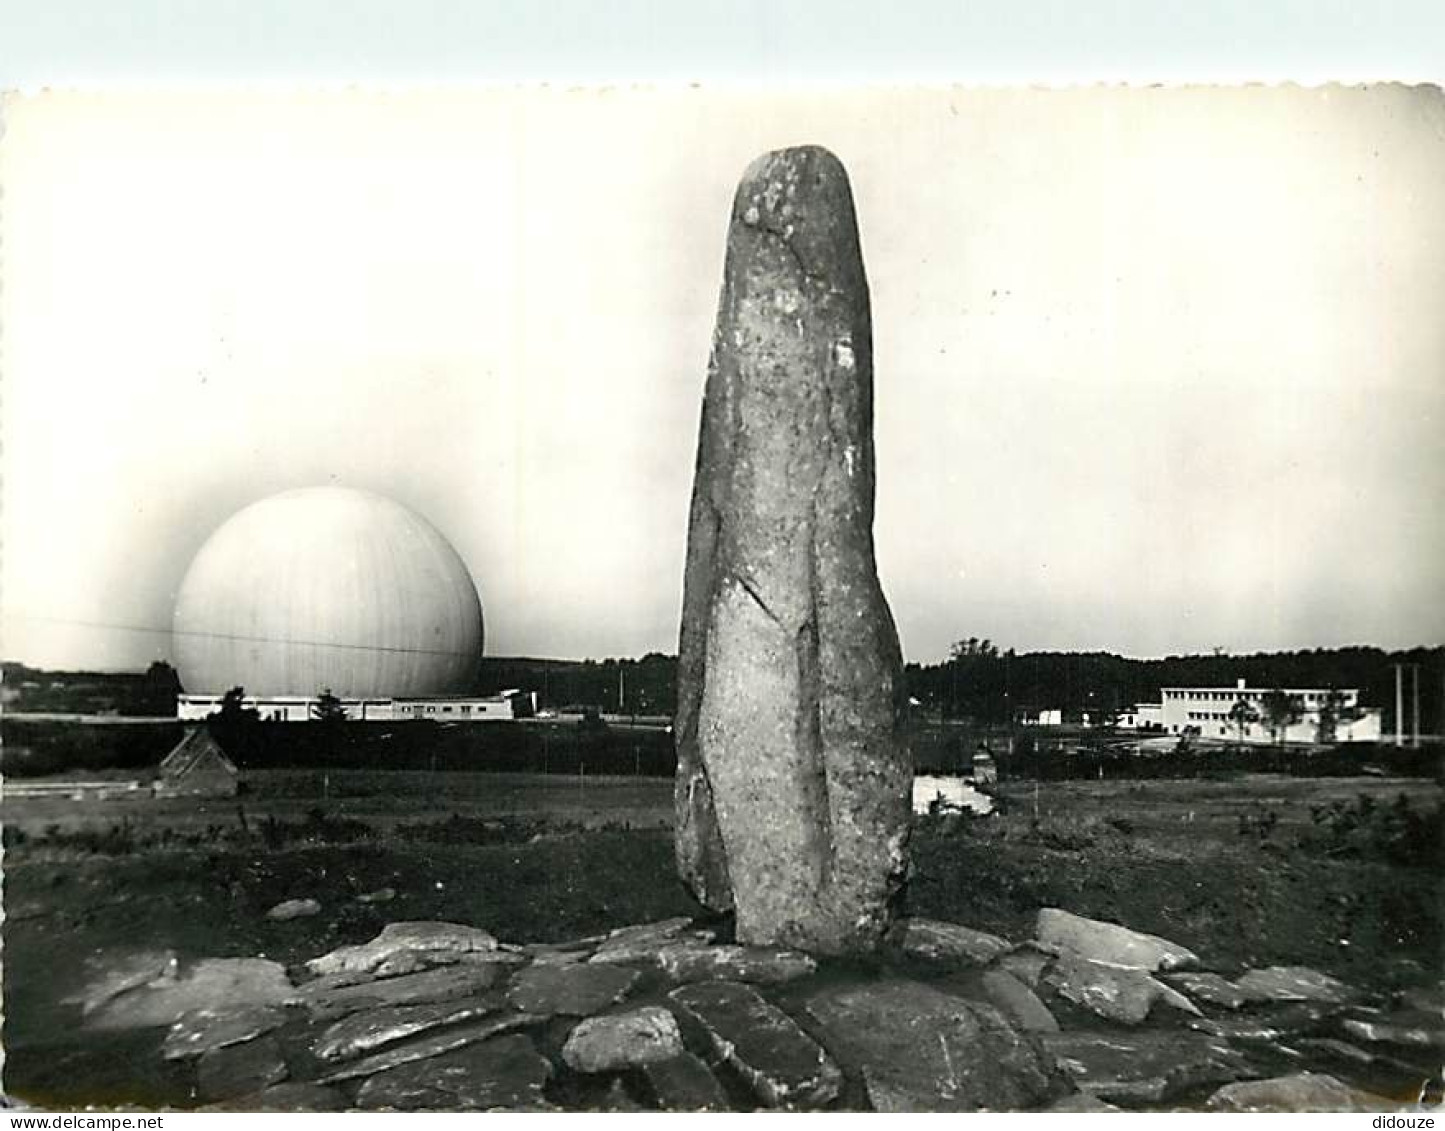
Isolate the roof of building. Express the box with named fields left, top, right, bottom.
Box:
left=159, top=727, right=239, bottom=780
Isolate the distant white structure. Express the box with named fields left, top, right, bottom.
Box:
left=1142, top=678, right=1382, bottom=743
left=177, top=689, right=537, bottom=723
left=1018, top=708, right=1063, bottom=727
left=1119, top=702, right=1164, bottom=730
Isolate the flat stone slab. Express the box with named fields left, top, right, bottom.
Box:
left=1041, top=1030, right=1251, bottom=1103
left=196, top=1034, right=289, bottom=1101
left=200, top=1082, right=347, bottom=1111
left=1044, top=953, right=1200, bottom=1025
left=656, top=944, right=817, bottom=985
left=318, top=1012, right=539, bottom=1084
left=898, top=919, right=1014, bottom=966
left=1046, top=1093, right=1123, bottom=1112
left=561, top=1006, right=686, bottom=1072
left=670, top=981, right=841, bottom=1108
left=1235, top=966, right=1356, bottom=1005
left=87, top=958, right=294, bottom=1031
left=313, top=999, right=501, bottom=1061
left=806, top=979, right=1065, bottom=1112
left=589, top=919, right=712, bottom=965
left=369, top=949, right=526, bottom=979
left=306, top=921, right=499, bottom=977
left=1189, top=1002, right=1332, bottom=1042
left=643, top=1053, right=732, bottom=1111
left=69, top=949, right=179, bottom=1016
left=1206, top=1072, right=1398, bottom=1112
left=1164, top=971, right=1247, bottom=1010
left=506, top=963, right=638, bottom=1017
left=296, top=963, right=506, bottom=1021
left=162, top=1004, right=289, bottom=1060
left=980, top=969, right=1060, bottom=1033
left=355, top=1033, right=551, bottom=1111
left=1036, top=908, right=1198, bottom=971
left=1341, top=1011, right=1445, bottom=1049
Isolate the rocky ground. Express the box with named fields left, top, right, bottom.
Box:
left=27, top=907, right=1444, bottom=1112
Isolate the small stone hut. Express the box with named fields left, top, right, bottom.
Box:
left=155, top=727, right=239, bottom=798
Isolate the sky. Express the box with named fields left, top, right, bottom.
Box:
left=2, top=84, right=1442, bottom=668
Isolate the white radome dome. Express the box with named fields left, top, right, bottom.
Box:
left=173, top=487, right=483, bottom=697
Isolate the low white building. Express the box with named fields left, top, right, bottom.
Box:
left=1150, top=679, right=1382, bottom=743
left=177, top=690, right=537, bottom=723
left=1119, top=702, right=1164, bottom=730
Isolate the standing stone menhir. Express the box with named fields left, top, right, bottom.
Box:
left=675, top=145, right=911, bottom=955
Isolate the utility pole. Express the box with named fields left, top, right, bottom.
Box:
left=1395, top=663, right=1405, bottom=747
left=1412, top=663, right=1421, bottom=748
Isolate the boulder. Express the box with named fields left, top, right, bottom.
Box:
left=355, top=1034, right=551, bottom=1111
left=1035, top=908, right=1198, bottom=971
left=899, top=919, right=1013, bottom=966
left=86, top=958, right=293, bottom=1031
left=1042, top=1030, right=1251, bottom=1103
left=295, top=963, right=506, bottom=1021
left=305, top=921, right=498, bottom=977
left=313, top=999, right=501, bottom=1061
left=995, top=946, right=1052, bottom=989
left=588, top=919, right=709, bottom=965
left=1043, top=952, right=1200, bottom=1025
left=980, top=969, right=1060, bottom=1033
left=1340, top=1011, right=1445, bottom=1049
left=1163, top=971, right=1247, bottom=1010
left=805, top=979, right=1065, bottom=1112
left=671, top=981, right=842, bottom=1108
left=656, top=944, right=817, bottom=985
left=1046, top=1093, right=1122, bottom=1112
left=195, top=1034, right=288, bottom=1101
left=643, top=1053, right=732, bottom=1111
left=266, top=898, right=321, bottom=921
left=506, top=964, right=638, bottom=1017
left=1206, top=1072, right=1397, bottom=1112
left=561, top=1006, right=685, bottom=1072
left=318, top=1012, right=538, bottom=1084
left=162, top=1004, right=289, bottom=1060
left=674, top=145, right=911, bottom=955
left=1234, top=966, right=1356, bottom=1005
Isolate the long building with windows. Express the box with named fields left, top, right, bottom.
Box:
left=1126, top=679, right=1382, bottom=743
left=176, top=690, right=537, bottom=723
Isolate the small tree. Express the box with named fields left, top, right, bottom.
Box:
left=1316, top=688, right=1346, bottom=744
left=311, top=688, right=348, bottom=723
left=1228, top=697, right=1261, bottom=746
left=211, top=686, right=259, bottom=727
left=1261, top=688, right=1303, bottom=745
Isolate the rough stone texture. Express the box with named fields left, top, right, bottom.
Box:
left=671, top=981, right=842, bottom=1108
left=1036, top=908, right=1199, bottom=971
left=69, top=949, right=179, bottom=1016
left=86, top=958, right=293, bottom=1030
left=899, top=918, right=1013, bottom=966
left=371, top=949, right=525, bottom=979
left=1206, top=1072, right=1397, bottom=1112
left=201, top=1082, right=347, bottom=1111
left=296, top=964, right=506, bottom=1021
left=1235, top=966, right=1356, bottom=1005
left=195, top=1034, right=289, bottom=1101
left=162, top=1005, right=289, bottom=1060
left=1188, top=1002, right=1331, bottom=1042
left=588, top=918, right=708, bottom=965
left=1047, top=1092, right=1123, bottom=1112
left=506, top=963, right=638, bottom=1017
left=643, top=1053, right=732, bottom=1111
left=1341, top=1011, right=1445, bottom=1048
left=313, top=1000, right=500, bottom=1061
left=674, top=145, right=911, bottom=954
left=266, top=898, right=321, bottom=921
left=1041, top=1031, right=1251, bottom=1103
left=305, top=921, right=498, bottom=977
left=980, top=969, right=1060, bottom=1033
left=318, top=1013, right=538, bottom=1084
left=995, top=946, right=1052, bottom=989
left=561, top=1006, right=686, bottom=1072
left=656, top=944, right=816, bottom=985
left=806, top=979, right=1066, bottom=1112
left=1164, top=971, right=1247, bottom=1010
left=1044, top=953, right=1200, bottom=1025
left=354, top=1034, right=551, bottom=1111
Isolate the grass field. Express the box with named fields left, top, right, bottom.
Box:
left=2, top=769, right=1440, bottom=1106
